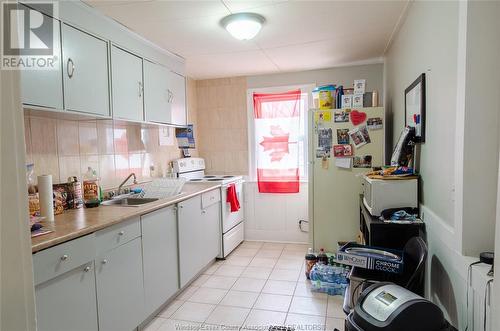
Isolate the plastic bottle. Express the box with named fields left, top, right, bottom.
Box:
left=83, top=167, right=101, bottom=208
left=304, top=248, right=318, bottom=280
left=67, top=176, right=83, bottom=209
left=317, top=248, right=329, bottom=265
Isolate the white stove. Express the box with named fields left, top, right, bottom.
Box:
left=172, top=158, right=245, bottom=258
left=188, top=175, right=243, bottom=185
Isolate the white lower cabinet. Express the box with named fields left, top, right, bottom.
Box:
left=141, top=206, right=179, bottom=313
left=178, top=191, right=221, bottom=287
left=35, top=261, right=98, bottom=331
left=202, top=201, right=221, bottom=264
left=95, top=237, right=144, bottom=331
left=33, top=192, right=222, bottom=330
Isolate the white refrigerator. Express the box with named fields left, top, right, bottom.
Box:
left=308, top=107, right=385, bottom=252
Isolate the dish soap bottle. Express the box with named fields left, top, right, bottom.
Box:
left=83, top=167, right=101, bottom=208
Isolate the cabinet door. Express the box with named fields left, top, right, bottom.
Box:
left=20, top=9, right=63, bottom=109
left=142, top=206, right=179, bottom=313
left=169, top=71, right=187, bottom=125
left=62, top=24, right=110, bottom=116
left=178, top=195, right=204, bottom=287
left=111, top=46, right=144, bottom=121
left=35, top=262, right=98, bottom=331
left=202, top=202, right=221, bottom=264
left=144, top=60, right=171, bottom=124
left=96, top=238, right=144, bottom=331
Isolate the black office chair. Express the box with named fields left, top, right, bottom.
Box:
left=342, top=237, right=428, bottom=313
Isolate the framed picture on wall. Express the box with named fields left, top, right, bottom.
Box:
left=405, top=73, right=426, bottom=143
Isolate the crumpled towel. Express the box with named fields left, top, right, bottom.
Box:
left=226, top=184, right=240, bottom=212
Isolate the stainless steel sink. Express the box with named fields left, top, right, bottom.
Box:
left=101, top=197, right=159, bottom=207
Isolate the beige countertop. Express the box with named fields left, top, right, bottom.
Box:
left=32, top=182, right=221, bottom=253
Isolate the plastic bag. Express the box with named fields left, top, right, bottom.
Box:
left=309, top=263, right=350, bottom=296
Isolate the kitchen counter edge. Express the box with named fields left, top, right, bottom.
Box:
left=31, top=182, right=221, bottom=253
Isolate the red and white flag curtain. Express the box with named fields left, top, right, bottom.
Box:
left=253, top=89, right=301, bottom=193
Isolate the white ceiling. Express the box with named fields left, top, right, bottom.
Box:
left=86, top=0, right=408, bottom=79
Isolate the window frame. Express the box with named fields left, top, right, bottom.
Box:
left=246, top=84, right=315, bottom=183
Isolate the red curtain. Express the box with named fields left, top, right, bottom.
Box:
left=253, top=90, right=301, bottom=193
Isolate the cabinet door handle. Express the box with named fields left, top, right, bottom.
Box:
left=102, top=259, right=108, bottom=264
left=167, top=89, right=173, bottom=103
left=84, top=266, right=91, bottom=272
left=118, top=231, right=125, bottom=236
left=60, top=254, right=69, bottom=261
left=67, top=58, right=75, bottom=78
left=138, top=81, right=143, bottom=98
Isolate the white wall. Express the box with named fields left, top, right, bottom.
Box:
left=247, top=63, right=384, bottom=103
left=385, top=1, right=458, bottom=227
left=0, top=44, right=36, bottom=330
left=459, top=0, right=500, bottom=257
left=385, top=1, right=500, bottom=329
left=244, top=64, right=384, bottom=244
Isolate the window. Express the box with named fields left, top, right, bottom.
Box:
left=247, top=84, right=312, bottom=192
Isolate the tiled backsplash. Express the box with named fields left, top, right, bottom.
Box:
left=24, top=80, right=198, bottom=190
left=24, top=117, right=189, bottom=189
left=196, top=77, right=248, bottom=175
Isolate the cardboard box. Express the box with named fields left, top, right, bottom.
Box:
left=352, top=94, right=364, bottom=108
left=353, top=79, right=366, bottom=94
left=336, top=242, right=404, bottom=274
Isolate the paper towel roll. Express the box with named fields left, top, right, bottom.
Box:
left=38, top=175, right=54, bottom=222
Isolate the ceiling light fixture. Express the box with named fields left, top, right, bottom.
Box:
left=221, top=13, right=265, bottom=41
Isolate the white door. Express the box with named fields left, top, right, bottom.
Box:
left=111, top=46, right=144, bottom=121
left=169, top=71, right=187, bottom=125
left=20, top=8, right=63, bottom=110
left=62, top=24, right=110, bottom=117
left=144, top=60, right=172, bottom=124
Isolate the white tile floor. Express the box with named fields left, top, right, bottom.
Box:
left=143, top=241, right=345, bottom=331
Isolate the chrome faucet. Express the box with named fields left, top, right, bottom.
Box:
left=117, top=173, right=138, bottom=195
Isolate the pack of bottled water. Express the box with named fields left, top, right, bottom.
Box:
left=309, top=262, right=350, bottom=296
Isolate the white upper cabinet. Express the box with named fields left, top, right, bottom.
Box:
left=111, top=46, right=144, bottom=121
left=144, top=60, right=171, bottom=124
left=19, top=4, right=187, bottom=124
left=20, top=9, right=64, bottom=110
left=62, top=24, right=110, bottom=117
left=169, top=71, right=187, bottom=126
